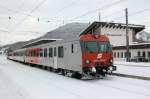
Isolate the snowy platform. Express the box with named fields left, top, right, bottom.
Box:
left=0, top=56, right=150, bottom=99
left=114, top=61, right=150, bottom=78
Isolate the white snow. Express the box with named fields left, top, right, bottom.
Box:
left=0, top=56, right=150, bottom=99
left=114, top=61, right=150, bottom=77
left=114, top=61, right=150, bottom=67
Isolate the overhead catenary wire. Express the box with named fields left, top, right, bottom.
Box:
left=70, top=0, right=126, bottom=21
left=0, top=3, right=37, bottom=18
left=111, top=8, right=150, bottom=21
left=0, top=0, right=81, bottom=22
left=1, top=0, right=150, bottom=34
left=9, top=0, right=47, bottom=33
left=51, top=0, right=81, bottom=17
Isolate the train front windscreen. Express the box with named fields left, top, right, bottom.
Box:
left=80, top=41, right=112, bottom=53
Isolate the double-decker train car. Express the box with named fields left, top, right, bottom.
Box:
left=7, top=22, right=116, bottom=79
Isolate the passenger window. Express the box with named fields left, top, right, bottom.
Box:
left=71, top=44, right=74, bottom=53
left=40, top=49, right=43, bottom=57
left=54, top=47, right=57, bottom=57
left=58, top=46, right=64, bottom=58
left=44, top=48, right=47, bottom=57
left=49, top=48, right=53, bottom=57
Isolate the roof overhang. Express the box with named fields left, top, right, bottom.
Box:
left=112, top=43, right=150, bottom=50
left=80, top=21, right=145, bottom=36
left=22, top=39, right=62, bottom=48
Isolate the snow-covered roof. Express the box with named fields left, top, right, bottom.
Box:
left=80, top=21, right=145, bottom=35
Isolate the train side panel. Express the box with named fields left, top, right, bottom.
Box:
left=57, top=41, right=82, bottom=72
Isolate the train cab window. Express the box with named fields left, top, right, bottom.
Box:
left=58, top=46, right=64, bottom=58
left=40, top=49, right=43, bottom=57
left=49, top=48, right=53, bottom=57
left=44, top=48, right=47, bottom=57
left=71, top=44, right=74, bottom=53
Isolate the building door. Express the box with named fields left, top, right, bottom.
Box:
left=53, top=47, right=57, bottom=69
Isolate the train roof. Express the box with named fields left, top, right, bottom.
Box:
left=80, top=21, right=145, bottom=36
left=22, top=39, right=62, bottom=48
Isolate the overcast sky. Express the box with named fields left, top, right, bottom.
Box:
left=0, top=0, right=150, bottom=45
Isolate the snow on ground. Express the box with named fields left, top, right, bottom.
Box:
left=0, top=55, right=150, bottom=99
left=0, top=58, right=33, bottom=99
left=114, top=61, right=150, bottom=67
left=114, top=61, right=150, bottom=77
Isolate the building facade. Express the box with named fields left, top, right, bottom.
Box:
left=81, top=22, right=145, bottom=46
left=112, top=43, right=150, bottom=62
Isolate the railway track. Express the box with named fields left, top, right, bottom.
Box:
left=112, top=73, right=150, bottom=81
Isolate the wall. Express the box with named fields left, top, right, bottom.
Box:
left=113, top=48, right=150, bottom=62
left=96, top=27, right=134, bottom=46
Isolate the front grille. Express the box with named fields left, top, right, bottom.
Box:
left=94, top=60, right=105, bottom=66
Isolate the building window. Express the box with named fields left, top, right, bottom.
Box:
left=142, top=51, right=145, bottom=58
left=124, top=52, right=126, bottom=58
left=71, top=44, right=74, bottom=53
left=137, top=51, right=140, bottom=57
left=40, top=49, right=43, bottom=57
left=129, top=52, right=131, bottom=58
left=58, top=46, right=64, bottom=58
left=148, top=52, right=150, bottom=58
left=121, top=52, right=123, bottom=58
left=113, top=52, right=116, bottom=58
left=117, top=52, right=120, bottom=58
left=49, top=48, right=53, bottom=57
left=44, top=48, right=47, bottom=57
left=124, top=52, right=131, bottom=58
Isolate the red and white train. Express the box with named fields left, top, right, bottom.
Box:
left=7, top=22, right=116, bottom=79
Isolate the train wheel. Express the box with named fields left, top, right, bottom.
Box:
left=61, top=69, right=66, bottom=76
left=71, top=72, right=82, bottom=79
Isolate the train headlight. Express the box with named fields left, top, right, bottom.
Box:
left=86, top=59, right=91, bottom=64
left=110, top=59, right=113, bottom=63
left=110, top=59, right=113, bottom=65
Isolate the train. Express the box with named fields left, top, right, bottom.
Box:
left=7, top=22, right=116, bottom=79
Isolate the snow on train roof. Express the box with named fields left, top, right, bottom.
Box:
left=22, top=39, right=62, bottom=48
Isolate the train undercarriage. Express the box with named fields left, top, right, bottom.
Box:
left=8, top=58, right=116, bottom=79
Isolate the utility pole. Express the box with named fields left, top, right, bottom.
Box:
left=98, top=12, right=101, bottom=35
left=98, top=12, right=101, bottom=22
left=125, top=8, right=130, bottom=62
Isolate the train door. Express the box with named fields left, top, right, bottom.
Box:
left=53, top=47, right=57, bottom=69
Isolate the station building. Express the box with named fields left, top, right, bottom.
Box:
left=85, top=22, right=149, bottom=62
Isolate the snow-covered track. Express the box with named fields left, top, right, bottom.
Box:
left=112, top=73, right=150, bottom=81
